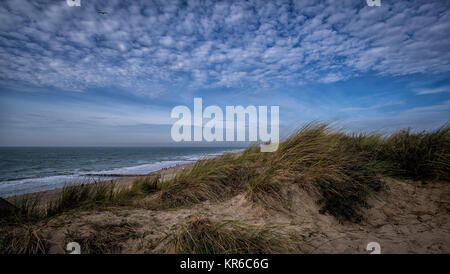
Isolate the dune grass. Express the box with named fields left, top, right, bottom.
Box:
left=2, top=175, right=163, bottom=225
left=130, top=174, right=160, bottom=194
left=0, top=225, right=48, bottom=254
left=46, top=180, right=133, bottom=217
left=169, top=216, right=286, bottom=254
left=4, top=122, right=447, bottom=224
left=0, top=194, right=43, bottom=223
left=158, top=122, right=449, bottom=222
left=379, top=126, right=450, bottom=180
left=64, top=221, right=139, bottom=254
left=46, top=175, right=165, bottom=217
left=1, top=122, right=448, bottom=254
left=245, top=123, right=386, bottom=222
left=158, top=153, right=254, bottom=208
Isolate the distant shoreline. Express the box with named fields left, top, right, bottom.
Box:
left=0, top=147, right=244, bottom=199
left=5, top=148, right=243, bottom=203
left=5, top=162, right=194, bottom=205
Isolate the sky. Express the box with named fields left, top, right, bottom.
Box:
left=0, top=0, right=449, bottom=146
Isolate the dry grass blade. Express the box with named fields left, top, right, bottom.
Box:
left=0, top=225, right=48, bottom=254
left=169, top=216, right=287, bottom=254
left=64, top=221, right=139, bottom=254
left=158, top=154, right=252, bottom=208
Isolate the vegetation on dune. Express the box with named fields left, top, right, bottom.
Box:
left=1, top=176, right=157, bottom=223
left=169, top=216, right=286, bottom=254
left=46, top=181, right=135, bottom=217
left=380, top=126, right=450, bottom=180
left=64, top=221, right=140, bottom=254
left=130, top=174, right=160, bottom=194
left=0, top=225, right=48, bottom=254
left=158, top=122, right=450, bottom=222
left=3, top=122, right=446, bottom=224
left=0, top=122, right=448, bottom=254
left=0, top=195, right=42, bottom=223
left=2, top=122, right=448, bottom=219
left=46, top=175, right=163, bottom=217
left=245, top=123, right=386, bottom=222
left=158, top=154, right=253, bottom=208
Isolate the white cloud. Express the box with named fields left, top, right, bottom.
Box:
left=0, top=0, right=449, bottom=94
left=416, top=87, right=450, bottom=95
left=320, top=73, right=344, bottom=83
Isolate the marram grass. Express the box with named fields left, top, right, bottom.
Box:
left=169, top=216, right=287, bottom=254
left=158, top=122, right=449, bottom=222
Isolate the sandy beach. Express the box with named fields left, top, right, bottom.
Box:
left=5, top=162, right=193, bottom=205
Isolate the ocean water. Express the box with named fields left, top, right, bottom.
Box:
left=0, top=147, right=243, bottom=197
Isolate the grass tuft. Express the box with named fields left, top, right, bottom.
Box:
left=131, top=174, right=160, bottom=194
left=0, top=195, right=44, bottom=223
left=247, top=123, right=384, bottom=222
left=0, top=225, right=48, bottom=254
left=46, top=180, right=135, bottom=217
left=170, top=216, right=286, bottom=254
left=64, top=221, right=139, bottom=254
left=158, top=154, right=253, bottom=208
left=380, top=125, right=450, bottom=180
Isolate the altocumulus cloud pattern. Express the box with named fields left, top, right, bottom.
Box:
left=0, top=0, right=449, bottom=95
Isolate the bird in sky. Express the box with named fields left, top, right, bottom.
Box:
left=97, top=11, right=108, bottom=15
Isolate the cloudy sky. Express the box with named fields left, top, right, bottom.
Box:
left=0, top=0, right=449, bottom=146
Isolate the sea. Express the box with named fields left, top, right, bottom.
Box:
left=0, top=147, right=244, bottom=197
